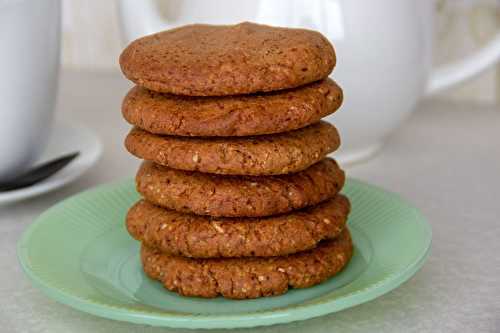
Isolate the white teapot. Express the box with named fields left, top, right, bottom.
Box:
left=118, top=0, right=500, bottom=163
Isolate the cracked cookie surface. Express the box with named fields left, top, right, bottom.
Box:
left=140, top=228, right=353, bottom=299
left=122, top=79, right=342, bottom=137
left=119, top=22, right=335, bottom=96
left=127, top=194, right=350, bottom=258
left=136, top=158, right=345, bottom=217
left=125, top=121, right=340, bottom=176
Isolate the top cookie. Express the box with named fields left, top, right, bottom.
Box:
left=119, top=22, right=336, bottom=96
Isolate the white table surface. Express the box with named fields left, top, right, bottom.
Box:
left=0, top=70, right=499, bottom=333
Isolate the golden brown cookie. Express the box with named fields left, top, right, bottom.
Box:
left=125, top=121, right=340, bottom=176
left=136, top=158, right=345, bottom=217
left=119, top=22, right=336, bottom=96
left=127, top=194, right=350, bottom=258
left=122, top=79, right=342, bottom=137
left=141, top=228, right=353, bottom=299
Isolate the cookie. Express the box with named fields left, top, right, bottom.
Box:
left=122, top=79, right=343, bottom=137
left=136, top=158, right=345, bottom=217
left=127, top=194, right=350, bottom=258
left=125, top=121, right=340, bottom=176
left=119, top=22, right=336, bottom=96
left=141, top=228, right=352, bottom=299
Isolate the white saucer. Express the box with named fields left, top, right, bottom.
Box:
left=0, top=121, right=102, bottom=205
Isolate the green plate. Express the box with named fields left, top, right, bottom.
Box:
left=18, top=179, right=431, bottom=329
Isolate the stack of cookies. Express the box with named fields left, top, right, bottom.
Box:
left=119, top=22, right=353, bottom=299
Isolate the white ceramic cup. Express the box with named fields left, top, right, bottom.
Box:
left=118, top=0, right=500, bottom=164
left=0, top=0, right=61, bottom=180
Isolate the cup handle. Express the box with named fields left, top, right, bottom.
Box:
left=118, top=0, right=173, bottom=44
left=425, top=31, right=500, bottom=95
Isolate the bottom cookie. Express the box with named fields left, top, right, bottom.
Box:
left=141, top=228, right=353, bottom=299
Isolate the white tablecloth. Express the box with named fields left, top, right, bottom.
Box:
left=0, top=71, right=499, bottom=332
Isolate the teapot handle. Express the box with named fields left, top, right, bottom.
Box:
left=425, top=0, right=500, bottom=97
left=118, top=0, right=172, bottom=43
left=426, top=33, right=500, bottom=95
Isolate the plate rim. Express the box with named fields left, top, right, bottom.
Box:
left=17, top=178, right=432, bottom=329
